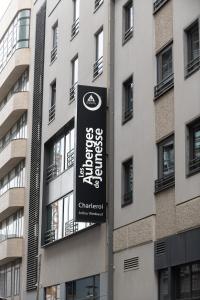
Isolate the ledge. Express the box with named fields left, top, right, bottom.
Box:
left=0, top=139, right=27, bottom=179
left=0, top=188, right=25, bottom=222
left=0, top=48, right=30, bottom=101
left=0, top=92, right=28, bottom=139
left=0, top=238, right=23, bottom=265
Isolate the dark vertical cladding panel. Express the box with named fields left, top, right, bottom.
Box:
left=26, top=3, right=46, bottom=291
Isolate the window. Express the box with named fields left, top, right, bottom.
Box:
left=0, top=113, right=27, bottom=153
left=49, top=81, right=56, bottom=123
left=185, top=20, right=200, bottom=77
left=123, top=76, right=133, bottom=123
left=155, top=135, right=175, bottom=193
left=0, top=69, right=29, bottom=112
left=153, top=0, right=169, bottom=14
left=46, top=284, right=61, bottom=300
left=70, top=56, right=78, bottom=103
left=0, top=261, right=21, bottom=298
left=0, top=10, right=30, bottom=72
left=0, top=210, right=24, bottom=242
left=94, top=0, right=103, bottom=11
left=122, top=158, right=133, bottom=206
left=123, top=1, right=133, bottom=43
left=93, top=28, right=103, bottom=79
left=51, top=22, right=58, bottom=63
left=159, top=269, right=169, bottom=300
left=175, top=263, right=200, bottom=300
left=66, top=275, right=100, bottom=300
left=45, top=193, right=92, bottom=244
left=154, top=43, right=174, bottom=99
left=0, top=161, right=25, bottom=196
left=46, top=127, right=74, bottom=181
left=188, top=119, right=200, bottom=175
left=71, top=0, right=80, bottom=38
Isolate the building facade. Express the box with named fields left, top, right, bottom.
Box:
left=0, top=0, right=200, bottom=300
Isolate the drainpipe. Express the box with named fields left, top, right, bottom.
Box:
left=107, top=0, right=115, bottom=300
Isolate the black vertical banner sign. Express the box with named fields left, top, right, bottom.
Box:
left=75, top=85, right=107, bottom=223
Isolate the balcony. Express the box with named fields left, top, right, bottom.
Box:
left=124, top=27, right=133, bottom=44
left=49, top=104, right=55, bottom=123
left=71, top=18, right=79, bottom=39
left=93, top=56, right=103, bottom=79
left=0, top=237, right=23, bottom=265
left=94, top=0, right=103, bottom=11
left=122, top=191, right=133, bottom=207
left=50, top=47, right=57, bottom=63
left=0, top=92, right=28, bottom=138
left=69, top=82, right=77, bottom=103
left=0, top=139, right=27, bottom=179
left=0, top=188, right=25, bottom=222
left=185, top=55, right=200, bottom=78
left=0, top=48, right=30, bottom=102
left=0, top=0, right=31, bottom=40
left=153, top=0, right=169, bottom=14
left=155, top=172, right=175, bottom=193
left=188, top=157, right=200, bottom=176
left=154, top=73, right=174, bottom=100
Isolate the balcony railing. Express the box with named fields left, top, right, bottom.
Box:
left=155, top=172, right=175, bottom=193
left=49, top=104, right=55, bottom=123
left=69, top=83, right=77, bottom=103
left=189, top=157, right=200, bottom=175
left=153, top=0, right=169, bottom=13
left=93, top=56, right=103, bottom=79
left=124, top=26, right=133, bottom=43
left=71, top=18, right=79, bottom=39
left=44, top=229, right=55, bottom=244
left=122, top=191, right=133, bottom=206
left=124, top=105, right=133, bottom=123
left=0, top=233, right=22, bottom=243
left=65, top=219, right=79, bottom=237
left=50, top=46, right=57, bottom=63
left=154, top=73, right=174, bottom=99
left=185, top=55, right=200, bottom=78
left=46, top=163, right=57, bottom=182
left=94, top=0, right=103, bottom=10
left=66, top=149, right=75, bottom=169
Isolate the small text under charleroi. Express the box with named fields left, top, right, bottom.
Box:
left=79, top=127, right=103, bottom=189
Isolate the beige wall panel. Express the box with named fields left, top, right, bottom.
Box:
left=155, top=0, right=173, bottom=51
left=155, top=90, right=174, bottom=141
left=114, top=216, right=155, bottom=252
left=155, top=188, right=176, bottom=239
left=176, top=197, right=200, bottom=232
left=113, top=226, right=128, bottom=252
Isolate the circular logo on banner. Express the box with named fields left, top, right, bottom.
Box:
left=83, top=92, right=102, bottom=111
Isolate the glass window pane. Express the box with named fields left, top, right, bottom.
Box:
left=97, top=30, right=103, bottom=60
left=176, top=265, right=190, bottom=299
left=192, top=263, right=200, bottom=298
left=159, top=269, right=169, bottom=300
left=163, top=142, right=174, bottom=176
left=50, top=200, right=63, bottom=240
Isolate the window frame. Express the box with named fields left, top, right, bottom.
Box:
left=187, top=118, right=200, bottom=176
left=185, top=19, right=200, bottom=78
left=93, top=27, right=104, bottom=79
left=45, top=191, right=93, bottom=245
left=51, top=21, right=58, bottom=63
left=155, top=135, right=175, bottom=193
left=46, top=126, right=75, bottom=182
left=121, top=157, right=133, bottom=207
left=49, top=80, right=56, bottom=124
left=154, top=42, right=174, bottom=99
left=123, top=0, right=133, bottom=44
left=122, top=75, right=133, bottom=124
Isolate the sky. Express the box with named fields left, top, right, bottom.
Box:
left=0, top=0, right=11, bottom=21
